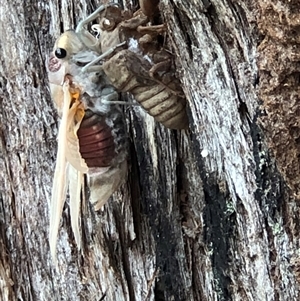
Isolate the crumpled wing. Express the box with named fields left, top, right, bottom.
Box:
left=68, top=164, right=84, bottom=250
left=49, top=81, right=88, bottom=264
left=65, top=93, right=88, bottom=173
left=49, top=81, right=73, bottom=265
left=89, top=160, right=127, bottom=211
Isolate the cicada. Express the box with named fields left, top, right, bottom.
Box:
left=47, top=26, right=127, bottom=263
left=77, top=2, right=188, bottom=129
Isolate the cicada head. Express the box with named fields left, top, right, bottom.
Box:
left=47, top=31, right=91, bottom=85
left=46, top=34, right=75, bottom=88
left=54, top=31, right=86, bottom=58
left=46, top=29, right=103, bottom=111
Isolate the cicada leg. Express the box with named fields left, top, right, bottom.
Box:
left=137, top=23, right=166, bottom=35
left=75, top=3, right=120, bottom=34
left=148, top=60, right=185, bottom=97
left=101, top=99, right=139, bottom=106
left=75, top=3, right=122, bottom=52
left=148, top=59, right=171, bottom=76
left=82, top=41, right=127, bottom=73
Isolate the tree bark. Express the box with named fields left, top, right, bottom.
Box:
left=1, top=0, right=300, bottom=300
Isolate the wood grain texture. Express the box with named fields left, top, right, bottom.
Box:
left=0, top=0, right=299, bottom=300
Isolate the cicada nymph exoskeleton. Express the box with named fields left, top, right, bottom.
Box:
left=47, top=28, right=127, bottom=262
left=79, top=2, right=188, bottom=129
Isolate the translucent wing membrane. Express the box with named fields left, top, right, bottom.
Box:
left=49, top=81, right=87, bottom=264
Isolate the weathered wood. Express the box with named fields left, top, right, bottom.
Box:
left=0, top=0, right=299, bottom=300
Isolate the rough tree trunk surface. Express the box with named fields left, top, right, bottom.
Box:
left=1, top=0, right=300, bottom=300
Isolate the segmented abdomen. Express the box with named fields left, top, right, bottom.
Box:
left=133, top=85, right=187, bottom=129
left=77, top=108, right=127, bottom=168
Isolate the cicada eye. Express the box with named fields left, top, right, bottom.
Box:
left=54, top=48, right=67, bottom=59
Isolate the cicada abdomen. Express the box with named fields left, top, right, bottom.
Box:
left=77, top=106, right=127, bottom=211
